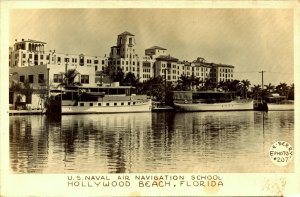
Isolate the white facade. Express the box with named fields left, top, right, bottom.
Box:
left=9, top=33, right=235, bottom=109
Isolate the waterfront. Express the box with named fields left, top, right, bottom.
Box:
left=9, top=111, right=294, bottom=173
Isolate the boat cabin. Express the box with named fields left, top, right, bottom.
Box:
left=265, top=93, right=288, bottom=104
left=173, top=91, right=236, bottom=104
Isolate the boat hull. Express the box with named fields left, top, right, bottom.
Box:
left=61, top=100, right=152, bottom=114
left=267, top=104, right=294, bottom=111
left=174, top=100, right=254, bottom=112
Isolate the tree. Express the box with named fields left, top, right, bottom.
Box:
left=190, top=74, right=201, bottom=90
left=137, top=76, right=174, bottom=104
left=122, top=72, right=139, bottom=86
left=275, top=82, right=289, bottom=96
left=200, top=78, right=217, bottom=91
left=228, top=80, right=240, bottom=92
left=218, top=81, right=230, bottom=92
left=103, top=65, right=126, bottom=84
left=62, top=69, right=81, bottom=86
left=176, top=75, right=192, bottom=91
left=112, top=66, right=125, bottom=83
left=287, top=83, right=294, bottom=100
left=20, top=81, right=34, bottom=103
left=251, top=85, right=262, bottom=99
left=240, top=79, right=251, bottom=98
left=264, top=83, right=275, bottom=94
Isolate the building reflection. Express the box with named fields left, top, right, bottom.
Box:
left=9, top=111, right=293, bottom=173
left=10, top=115, right=50, bottom=173
left=59, top=113, right=152, bottom=173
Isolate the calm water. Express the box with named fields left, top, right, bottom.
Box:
left=9, top=111, right=294, bottom=173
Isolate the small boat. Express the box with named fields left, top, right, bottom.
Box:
left=151, top=101, right=174, bottom=112
left=265, top=94, right=294, bottom=111
left=173, top=91, right=253, bottom=112
left=49, top=84, right=151, bottom=114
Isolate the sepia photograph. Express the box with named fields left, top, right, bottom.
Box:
left=1, top=1, right=299, bottom=196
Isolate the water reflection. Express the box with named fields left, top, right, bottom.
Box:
left=10, top=111, right=294, bottom=173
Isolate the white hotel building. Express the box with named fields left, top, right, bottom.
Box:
left=9, top=31, right=234, bottom=109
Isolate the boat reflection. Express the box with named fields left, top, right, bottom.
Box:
left=9, top=111, right=293, bottom=173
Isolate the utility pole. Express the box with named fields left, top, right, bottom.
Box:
left=164, top=68, right=167, bottom=104
left=259, top=70, right=266, bottom=89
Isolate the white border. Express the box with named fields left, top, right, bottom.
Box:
left=1, top=1, right=299, bottom=196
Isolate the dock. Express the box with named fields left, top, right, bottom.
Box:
left=9, top=109, right=45, bottom=115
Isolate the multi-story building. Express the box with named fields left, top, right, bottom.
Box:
left=108, top=31, right=156, bottom=82
left=9, top=39, right=108, bottom=109
left=9, top=32, right=235, bottom=109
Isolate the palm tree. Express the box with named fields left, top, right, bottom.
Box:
left=190, top=74, right=201, bottom=90
left=264, top=83, right=275, bottom=94
left=218, top=81, right=228, bottom=92
left=228, top=80, right=240, bottom=92
left=275, top=82, right=288, bottom=96
left=176, top=75, right=192, bottom=91
left=62, top=69, right=80, bottom=86
left=251, top=85, right=262, bottom=100
left=241, top=79, right=251, bottom=99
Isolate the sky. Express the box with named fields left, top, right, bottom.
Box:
left=9, top=9, right=294, bottom=86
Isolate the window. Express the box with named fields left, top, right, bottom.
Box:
left=9, top=92, right=14, bottom=104
left=64, top=58, right=69, bottom=63
left=95, top=66, right=98, bottom=71
left=80, top=103, right=84, bottom=106
left=46, top=55, right=50, bottom=60
left=57, top=57, right=61, bottom=62
left=38, top=74, right=44, bottom=83
left=121, top=102, right=124, bottom=106
left=114, top=103, right=117, bottom=106
left=26, top=94, right=32, bottom=104
left=20, top=76, right=25, bottom=83
left=53, top=74, right=63, bottom=83
left=81, top=75, right=89, bottom=84
left=133, top=102, right=135, bottom=105
left=23, top=54, right=26, bottom=58
left=126, top=61, right=128, bottom=65
left=94, top=60, right=99, bottom=64
left=90, top=103, right=93, bottom=106
left=102, top=60, right=105, bottom=65
left=40, top=55, right=44, bottom=59
left=98, top=103, right=101, bottom=106
left=29, top=54, right=32, bottom=59
left=128, top=102, right=131, bottom=105
left=28, top=75, right=34, bottom=83
left=106, top=103, right=109, bottom=106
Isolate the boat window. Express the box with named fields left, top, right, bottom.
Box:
left=121, top=102, right=124, bottom=105
left=118, top=88, right=125, bottom=95
left=80, top=103, right=84, bottom=106
left=133, top=102, right=136, bottom=105
left=114, top=103, right=117, bottom=106
left=106, top=103, right=109, bottom=106
left=90, top=103, right=93, bottom=106
left=128, top=102, right=131, bottom=105
left=98, top=103, right=101, bottom=106
left=110, top=88, right=118, bottom=95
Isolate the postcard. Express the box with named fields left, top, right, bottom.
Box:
left=0, top=1, right=299, bottom=196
